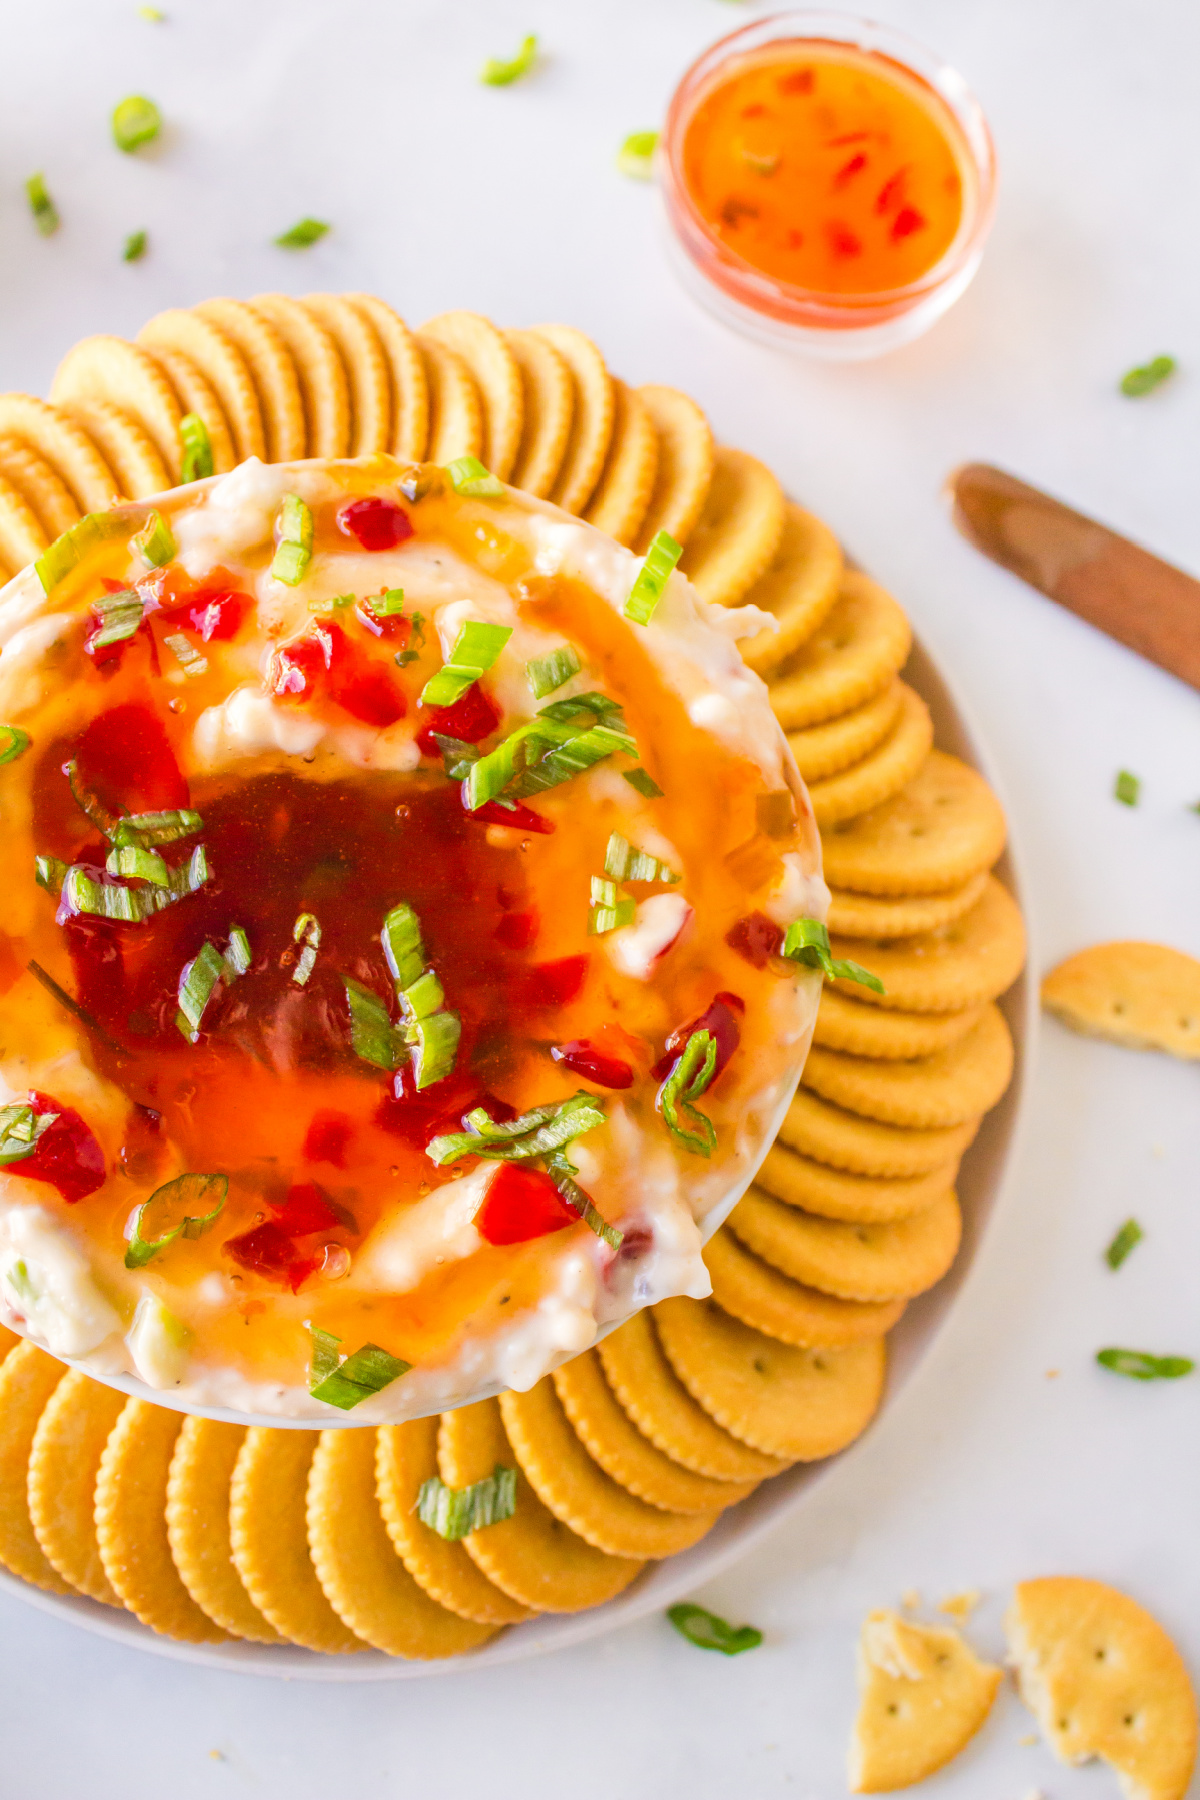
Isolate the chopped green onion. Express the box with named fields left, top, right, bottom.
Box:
left=308, top=1334, right=411, bottom=1410
left=61, top=845, right=208, bottom=924
left=546, top=1152, right=623, bottom=1250
left=225, top=925, right=252, bottom=977
left=138, top=7, right=165, bottom=21
left=106, top=843, right=169, bottom=885
left=667, top=1603, right=762, bottom=1656
left=399, top=968, right=444, bottom=1021
left=381, top=902, right=425, bottom=991
left=110, top=808, right=203, bottom=848
left=659, top=1030, right=718, bottom=1158
left=623, top=768, right=663, bottom=800
left=445, top=455, right=505, bottom=498
left=525, top=645, right=581, bottom=699
left=1114, top=769, right=1140, bottom=807
left=163, top=632, right=208, bottom=677
left=417, top=1466, right=517, bottom=1539
left=1105, top=1218, right=1144, bottom=1270
left=394, top=608, right=426, bottom=667
left=0, top=1102, right=58, bottom=1166
left=604, top=831, right=679, bottom=885
left=782, top=918, right=885, bottom=994
left=617, top=130, right=659, bottom=181
left=1120, top=356, right=1176, bottom=398
left=90, top=587, right=145, bottom=649
left=176, top=940, right=228, bottom=1039
left=427, top=1092, right=605, bottom=1168
left=480, top=33, right=538, bottom=86
left=343, top=977, right=405, bottom=1072
left=308, top=591, right=355, bottom=615
left=271, top=493, right=314, bottom=585
left=124, top=1173, right=228, bottom=1269
left=435, top=735, right=482, bottom=780
left=7, top=1260, right=38, bottom=1306
left=34, top=856, right=67, bottom=895
left=624, top=530, right=682, bottom=626
left=133, top=509, right=175, bottom=568
left=465, top=697, right=638, bottom=811
left=35, top=509, right=131, bottom=593
left=274, top=218, right=331, bottom=250
left=408, top=1010, right=462, bottom=1090
left=589, top=875, right=635, bottom=935
left=0, top=727, right=30, bottom=767
left=375, top=587, right=406, bottom=615
left=122, top=230, right=148, bottom=263
left=1096, top=1347, right=1193, bottom=1381
left=179, top=413, right=213, bottom=484
left=66, top=759, right=125, bottom=835
left=26, top=173, right=59, bottom=237
left=308, top=1325, right=342, bottom=1385
left=112, top=95, right=162, bottom=153
left=420, top=620, right=512, bottom=708
left=292, top=913, right=321, bottom=987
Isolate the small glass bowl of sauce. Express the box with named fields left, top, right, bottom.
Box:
left=660, top=10, right=996, bottom=359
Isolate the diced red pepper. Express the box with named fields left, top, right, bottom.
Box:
left=74, top=703, right=189, bottom=815
left=159, top=588, right=250, bottom=643
left=416, top=683, right=501, bottom=756
left=493, top=909, right=539, bottom=951
left=303, top=1110, right=354, bottom=1169
left=271, top=1180, right=340, bottom=1235
left=269, top=621, right=406, bottom=728
left=338, top=497, right=413, bottom=552
left=832, top=151, right=868, bottom=188
left=874, top=168, right=908, bottom=215
left=653, top=992, right=744, bottom=1082
left=475, top=1163, right=578, bottom=1246
left=551, top=1040, right=633, bottom=1090
left=778, top=67, right=814, bottom=94
left=726, top=911, right=784, bottom=970
left=469, top=798, right=555, bottom=835
left=891, top=206, right=926, bottom=241
left=521, top=955, right=589, bottom=1009
left=14, top=1092, right=107, bottom=1203
left=374, top=1075, right=516, bottom=1153
left=269, top=632, right=327, bottom=701
left=826, top=220, right=862, bottom=257
left=224, top=1221, right=319, bottom=1293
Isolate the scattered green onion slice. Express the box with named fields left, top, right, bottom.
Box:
left=179, top=413, right=213, bottom=484
left=226, top=925, right=252, bottom=976
left=60, top=845, right=208, bottom=925
left=1120, top=355, right=1176, bottom=398
left=1114, top=769, right=1140, bottom=807
left=26, top=173, right=59, bottom=237
left=408, top=1010, right=462, bottom=1090
left=34, top=856, right=67, bottom=895
left=343, top=977, right=405, bottom=1072
left=0, top=1102, right=58, bottom=1166
left=176, top=940, right=228, bottom=1040
left=417, top=1466, right=517, bottom=1539
left=381, top=902, right=425, bottom=991
left=376, top=903, right=459, bottom=1086
left=270, top=492, right=314, bottom=585
left=589, top=875, right=635, bottom=936
left=274, top=218, right=330, bottom=250
left=308, top=591, right=355, bottom=615
left=480, top=33, right=537, bottom=86
left=374, top=587, right=406, bottom=615
left=122, top=229, right=148, bottom=263
left=6, top=1260, right=38, bottom=1306
left=546, top=1152, right=623, bottom=1250
left=292, top=913, right=321, bottom=987
left=624, top=530, right=682, bottom=626
left=419, top=620, right=513, bottom=708
left=133, top=509, right=175, bottom=568
left=435, top=735, right=481, bottom=780
left=444, top=455, right=505, bottom=498
left=617, top=130, right=660, bottom=181
left=34, top=509, right=130, bottom=594
left=307, top=1330, right=411, bottom=1410
left=0, top=727, right=30, bottom=767
left=112, top=95, right=162, bottom=153
left=308, top=1325, right=341, bottom=1385
left=124, top=1173, right=228, bottom=1269
left=658, top=1030, right=718, bottom=1158
left=1096, top=1347, right=1193, bottom=1381
left=66, top=759, right=125, bottom=835
left=667, top=1603, right=762, bottom=1655
left=623, top=768, right=663, bottom=800
left=525, top=645, right=581, bottom=699
left=399, top=968, right=444, bottom=1021
left=138, top=7, right=165, bottom=21
left=1105, top=1218, right=1144, bottom=1270
left=106, top=843, right=169, bottom=885
left=781, top=918, right=885, bottom=994
left=465, top=695, right=638, bottom=811
left=90, top=587, right=145, bottom=648
left=427, top=1092, right=606, bottom=1168
left=110, top=808, right=204, bottom=848
left=604, top=831, right=679, bottom=885
left=163, top=632, right=207, bottom=677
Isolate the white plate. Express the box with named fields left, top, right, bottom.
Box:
left=0, top=635, right=1035, bottom=1678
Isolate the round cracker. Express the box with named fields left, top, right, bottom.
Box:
left=95, top=1399, right=225, bottom=1641
left=728, top=1186, right=961, bottom=1302
left=583, top=378, right=658, bottom=547
left=438, top=1398, right=642, bottom=1613
left=307, top=1427, right=495, bottom=1658
left=822, top=751, right=1008, bottom=897
left=768, top=571, right=912, bottom=729
left=420, top=311, right=523, bottom=482
left=28, top=1369, right=125, bottom=1604
left=229, top=1427, right=363, bottom=1652
left=416, top=333, right=483, bottom=465
left=831, top=876, right=1026, bottom=1013
left=705, top=1227, right=906, bottom=1347
left=138, top=309, right=266, bottom=463
left=499, top=1382, right=720, bottom=1559
left=807, top=684, right=933, bottom=828
left=193, top=298, right=305, bottom=462
left=634, top=383, right=715, bottom=552
left=51, top=334, right=183, bottom=480
left=248, top=293, right=350, bottom=458
left=532, top=324, right=614, bottom=515
left=552, top=1350, right=757, bottom=1515
left=0, top=470, right=48, bottom=570
left=739, top=502, right=844, bottom=674
left=779, top=1086, right=981, bottom=1178
left=814, top=986, right=984, bottom=1060
left=0, top=394, right=118, bottom=511
left=788, top=679, right=904, bottom=784
left=596, top=1311, right=789, bottom=1482
left=757, top=1139, right=960, bottom=1223
left=0, top=557, right=10, bottom=587
left=344, top=294, right=429, bottom=461
left=655, top=1298, right=886, bottom=1461
left=301, top=293, right=390, bottom=457
left=827, top=871, right=989, bottom=941
left=376, top=1418, right=532, bottom=1625
left=679, top=444, right=785, bottom=607
left=803, top=1004, right=1014, bottom=1129
left=0, top=1322, right=21, bottom=1362
left=0, top=436, right=80, bottom=538
left=504, top=327, right=573, bottom=498
left=59, top=398, right=169, bottom=499
left=0, top=1341, right=72, bottom=1592
left=851, top=1609, right=1003, bottom=1792
left=1041, top=941, right=1200, bottom=1061
left=165, top=1417, right=281, bottom=1643
left=146, top=344, right=237, bottom=475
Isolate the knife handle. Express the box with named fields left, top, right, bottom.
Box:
left=948, top=463, right=1200, bottom=693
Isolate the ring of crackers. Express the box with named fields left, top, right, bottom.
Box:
left=728, top=1187, right=962, bottom=1302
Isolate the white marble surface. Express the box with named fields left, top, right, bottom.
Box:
left=1, top=0, right=1199, bottom=1792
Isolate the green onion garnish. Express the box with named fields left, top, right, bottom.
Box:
left=106, top=843, right=169, bottom=885
left=66, top=759, right=125, bottom=836
left=617, top=130, right=660, bottom=181
left=546, top=1152, right=623, bottom=1250
left=343, top=976, right=405, bottom=1072
left=434, top=735, right=481, bottom=780
left=0, top=1102, right=58, bottom=1166
left=623, top=768, right=663, bottom=800
left=124, top=1172, right=228, bottom=1269
left=1120, top=356, right=1176, bottom=398
left=399, top=967, right=444, bottom=1021
left=122, top=230, right=148, bottom=263
left=604, top=831, right=679, bottom=885
left=26, top=173, right=59, bottom=237
left=588, top=876, right=635, bottom=936
left=427, top=1092, right=605, bottom=1168
left=480, top=33, right=537, bottom=86
left=137, top=6, right=165, bottom=19
left=89, top=587, right=145, bottom=649
left=781, top=918, right=885, bottom=994
left=133, top=509, right=175, bottom=568
left=308, top=592, right=355, bottom=615
left=271, top=493, right=314, bottom=585
left=176, top=940, right=228, bottom=1040
left=667, top=1603, right=763, bottom=1656
left=374, top=587, right=406, bottom=615
left=658, top=1030, right=718, bottom=1158
left=0, top=727, right=30, bottom=767
left=112, top=95, right=162, bottom=153
left=417, top=1466, right=517, bottom=1539
left=179, top=412, right=213, bottom=484
left=419, top=620, right=513, bottom=708
left=525, top=645, right=581, bottom=699
left=624, top=530, right=682, bottom=627
left=1105, top=1218, right=1144, bottom=1270
left=465, top=695, right=638, bottom=811
left=226, top=925, right=251, bottom=976
left=274, top=218, right=331, bottom=249
left=444, top=455, right=505, bottom=498
left=1096, top=1347, right=1194, bottom=1381
left=382, top=902, right=425, bottom=991
left=292, top=913, right=321, bottom=987
left=34, top=509, right=130, bottom=594
left=60, top=845, right=208, bottom=924
left=1114, top=769, right=1140, bottom=807
left=408, top=1010, right=462, bottom=1090
left=163, top=632, right=208, bottom=678
left=393, top=606, right=425, bottom=667
left=377, top=903, right=459, bottom=1085
left=34, top=856, right=67, bottom=895
left=307, top=1330, right=411, bottom=1411
left=309, top=1325, right=341, bottom=1385
left=110, top=808, right=204, bottom=848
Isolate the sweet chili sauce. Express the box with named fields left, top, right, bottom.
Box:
left=680, top=40, right=968, bottom=297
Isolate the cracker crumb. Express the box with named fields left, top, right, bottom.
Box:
left=939, top=1588, right=981, bottom=1622
left=900, top=1587, right=921, bottom=1612
left=1152, top=1142, right=1165, bottom=1159
left=1045, top=1368, right=1060, bottom=1379
left=209, top=1749, right=225, bottom=1761
left=1018, top=1734, right=1038, bottom=1746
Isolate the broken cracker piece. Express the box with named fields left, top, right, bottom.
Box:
left=849, top=1608, right=1002, bottom=1791
left=1041, top=942, right=1200, bottom=1061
